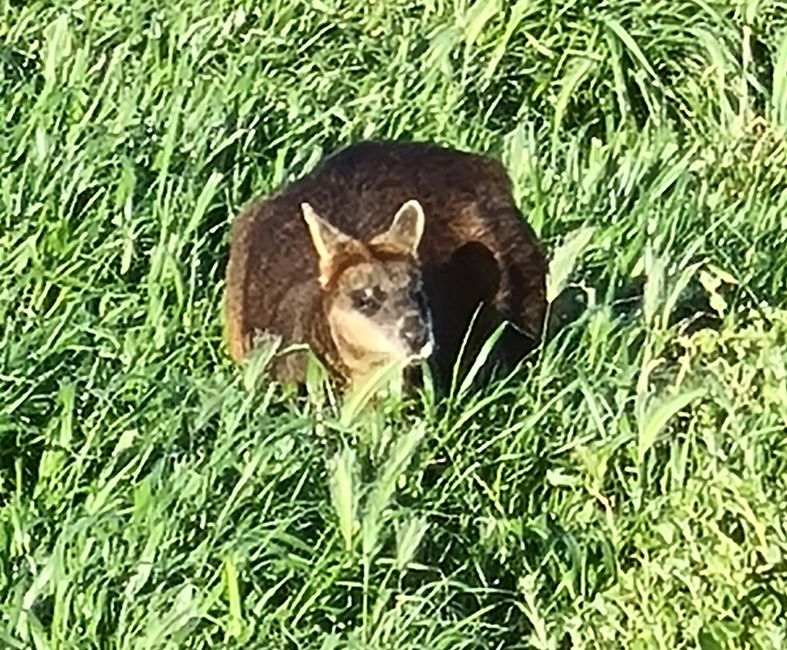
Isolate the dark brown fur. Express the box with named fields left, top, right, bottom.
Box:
left=225, top=140, right=547, bottom=390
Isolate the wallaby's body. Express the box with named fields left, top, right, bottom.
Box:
left=225, top=140, right=546, bottom=391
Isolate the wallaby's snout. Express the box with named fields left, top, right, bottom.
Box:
left=400, top=312, right=433, bottom=358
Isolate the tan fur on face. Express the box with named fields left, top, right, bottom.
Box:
left=330, top=308, right=403, bottom=361
left=324, top=258, right=433, bottom=378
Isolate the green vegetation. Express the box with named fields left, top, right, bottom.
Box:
left=2, top=1, right=786, bottom=647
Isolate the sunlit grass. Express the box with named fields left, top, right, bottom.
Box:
left=1, top=1, right=786, bottom=648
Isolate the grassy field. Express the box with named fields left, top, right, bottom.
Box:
left=2, top=0, right=787, bottom=647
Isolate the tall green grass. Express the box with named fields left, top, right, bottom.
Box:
left=2, top=1, right=786, bottom=647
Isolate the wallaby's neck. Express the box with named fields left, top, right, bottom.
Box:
left=307, top=292, right=352, bottom=384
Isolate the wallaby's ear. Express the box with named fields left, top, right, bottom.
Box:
left=301, top=202, right=360, bottom=286
left=372, top=199, right=425, bottom=255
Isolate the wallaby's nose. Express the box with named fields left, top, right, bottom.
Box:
left=401, top=314, right=429, bottom=351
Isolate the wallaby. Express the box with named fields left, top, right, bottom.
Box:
left=224, top=140, right=547, bottom=392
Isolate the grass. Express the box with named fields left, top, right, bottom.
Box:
left=2, top=0, right=787, bottom=647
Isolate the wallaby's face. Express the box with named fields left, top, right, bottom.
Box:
left=302, top=200, right=434, bottom=381
left=327, top=257, right=432, bottom=361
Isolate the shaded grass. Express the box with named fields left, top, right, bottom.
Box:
left=2, top=1, right=787, bottom=648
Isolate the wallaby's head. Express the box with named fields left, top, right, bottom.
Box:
left=301, top=199, right=434, bottom=382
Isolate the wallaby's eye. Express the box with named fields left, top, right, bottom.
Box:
left=372, top=286, right=387, bottom=303
left=350, top=289, right=381, bottom=314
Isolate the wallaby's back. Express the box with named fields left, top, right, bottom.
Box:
left=225, top=140, right=546, bottom=385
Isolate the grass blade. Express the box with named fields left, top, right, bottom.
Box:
left=637, top=389, right=705, bottom=464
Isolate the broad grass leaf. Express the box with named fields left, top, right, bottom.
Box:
left=603, top=17, right=658, bottom=80
left=553, top=57, right=595, bottom=145
left=395, top=516, right=429, bottom=572
left=424, top=25, right=460, bottom=81
left=642, top=248, right=665, bottom=326
left=484, top=0, right=532, bottom=81
left=328, top=445, right=358, bottom=551
left=43, top=15, right=72, bottom=89
left=456, top=319, right=507, bottom=399
left=362, top=423, right=425, bottom=558
left=222, top=555, right=245, bottom=640
left=637, top=389, right=704, bottom=464
left=546, top=226, right=595, bottom=303
left=462, top=0, right=501, bottom=48
left=340, top=359, right=406, bottom=426
left=241, top=334, right=282, bottom=391
left=773, top=30, right=787, bottom=135
left=185, top=170, right=222, bottom=239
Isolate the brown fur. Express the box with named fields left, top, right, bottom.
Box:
left=224, top=140, right=547, bottom=390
